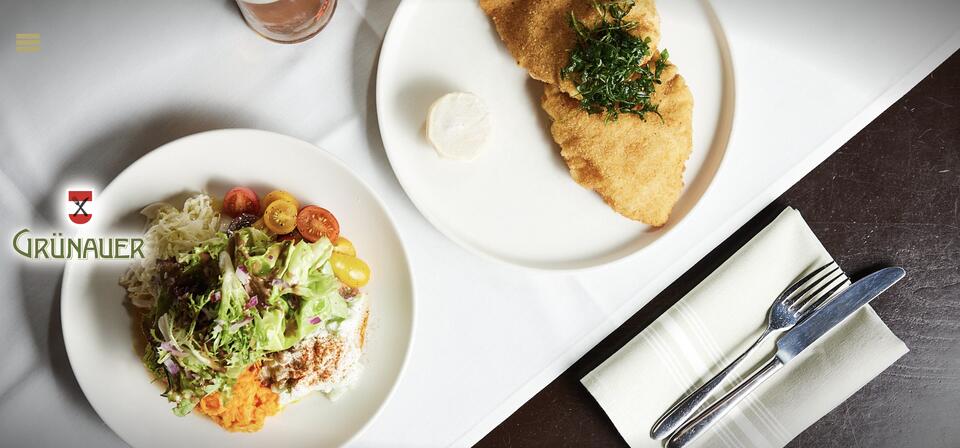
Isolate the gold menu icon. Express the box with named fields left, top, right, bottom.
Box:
left=16, top=33, right=40, bottom=53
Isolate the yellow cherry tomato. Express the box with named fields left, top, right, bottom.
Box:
left=333, top=236, right=356, bottom=256
left=263, top=200, right=297, bottom=234
left=261, top=190, right=299, bottom=214
left=330, top=252, right=371, bottom=288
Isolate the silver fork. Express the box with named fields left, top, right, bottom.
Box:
left=650, top=261, right=847, bottom=440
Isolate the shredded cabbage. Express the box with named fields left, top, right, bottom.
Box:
left=120, top=194, right=221, bottom=308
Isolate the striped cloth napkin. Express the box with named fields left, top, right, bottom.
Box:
left=582, top=207, right=908, bottom=448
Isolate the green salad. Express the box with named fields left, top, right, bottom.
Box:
left=142, top=227, right=349, bottom=415
left=122, top=189, right=373, bottom=420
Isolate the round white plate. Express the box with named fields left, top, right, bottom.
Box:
left=377, top=0, right=734, bottom=270
left=61, top=129, right=415, bottom=448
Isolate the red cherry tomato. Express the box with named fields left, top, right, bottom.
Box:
left=223, top=187, right=259, bottom=217
left=296, top=206, right=339, bottom=243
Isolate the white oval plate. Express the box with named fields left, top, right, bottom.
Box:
left=377, top=0, right=734, bottom=270
left=61, top=129, right=415, bottom=448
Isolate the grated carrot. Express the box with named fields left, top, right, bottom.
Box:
left=197, top=364, right=280, bottom=432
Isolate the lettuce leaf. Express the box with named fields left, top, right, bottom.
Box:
left=286, top=270, right=349, bottom=345
left=254, top=308, right=287, bottom=352
left=233, top=227, right=273, bottom=261
left=244, top=243, right=283, bottom=276
left=214, top=251, right=250, bottom=350
left=282, top=239, right=332, bottom=287
left=175, top=232, right=228, bottom=267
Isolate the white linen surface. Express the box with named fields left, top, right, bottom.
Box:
left=0, top=0, right=956, bottom=447
left=582, top=208, right=908, bottom=448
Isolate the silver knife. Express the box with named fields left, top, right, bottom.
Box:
left=665, top=267, right=906, bottom=448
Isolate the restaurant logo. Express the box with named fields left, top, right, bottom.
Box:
left=12, top=228, right=145, bottom=261
left=11, top=188, right=145, bottom=261
left=68, top=190, right=93, bottom=224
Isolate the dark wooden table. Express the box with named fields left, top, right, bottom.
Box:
left=477, top=52, right=960, bottom=448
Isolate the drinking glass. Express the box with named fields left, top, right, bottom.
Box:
left=236, top=0, right=337, bottom=43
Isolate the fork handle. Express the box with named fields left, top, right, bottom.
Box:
left=665, top=356, right=785, bottom=448
left=650, top=329, right=771, bottom=440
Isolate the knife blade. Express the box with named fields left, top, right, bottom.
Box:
left=666, top=266, right=906, bottom=448
left=775, top=266, right=905, bottom=362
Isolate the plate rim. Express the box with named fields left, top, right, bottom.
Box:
left=60, top=128, right=418, bottom=448
left=375, top=0, right=737, bottom=272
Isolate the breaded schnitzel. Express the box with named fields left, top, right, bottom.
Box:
left=479, top=0, right=660, bottom=97
left=480, top=0, right=693, bottom=225
left=541, top=61, right=693, bottom=226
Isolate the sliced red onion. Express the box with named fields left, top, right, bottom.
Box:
left=160, top=341, right=185, bottom=357
left=163, top=358, right=180, bottom=375
left=270, top=278, right=290, bottom=289
left=236, top=265, right=250, bottom=286
left=309, top=316, right=322, bottom=325
left=245, top=295, right=259, bottom=309
left=211, top=290, right=221, bottom=303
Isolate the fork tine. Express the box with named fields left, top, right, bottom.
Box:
left=785, top=265, right=841, bottom=307
left=779, top=261, right=835, bottom=301
left=794, top=270, right=845, bottom=311
left=798, top=276, right=848, bottom=317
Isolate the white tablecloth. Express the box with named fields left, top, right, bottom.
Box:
left=1, top=1, right=957, bottom=447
